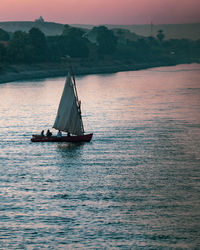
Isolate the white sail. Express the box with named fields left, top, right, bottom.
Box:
left=53, top=73, right=84, bottom=135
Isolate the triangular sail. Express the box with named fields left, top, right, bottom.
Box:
left=53, top=73, right=84, bottom=135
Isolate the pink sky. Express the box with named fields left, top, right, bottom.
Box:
left=1, top=0, right=200, bottom=24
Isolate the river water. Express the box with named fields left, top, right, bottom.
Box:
left=0, top=64, right=200, bottom=249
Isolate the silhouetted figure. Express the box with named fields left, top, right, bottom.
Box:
left=41, top=130, right=44, bottom=136
left=57, top=130, right=62, bottom=138
left=67, top=132, right=70, bottom=137
left=46, top=129, right=52, bottom=137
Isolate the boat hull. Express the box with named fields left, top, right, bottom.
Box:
left=31, top=133, right=93, bottom=142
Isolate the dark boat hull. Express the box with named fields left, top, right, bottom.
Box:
left=31, top=133, right=93, bottom=142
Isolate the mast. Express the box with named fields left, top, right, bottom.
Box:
left=68, top=60, right=85, bottom=133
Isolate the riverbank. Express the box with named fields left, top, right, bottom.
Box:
left=0, top=60, right=197, bottom=84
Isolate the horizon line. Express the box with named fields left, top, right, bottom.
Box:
left=0, top=20, right=200, bottom=26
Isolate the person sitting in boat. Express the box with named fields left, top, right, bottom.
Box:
left=67, top=132, right=70, bottom=137
left=57, top=130, right=62, bottom=138
left=41, top=130, right=44, bottom=136
left=46, top=129, right=52, bottom=137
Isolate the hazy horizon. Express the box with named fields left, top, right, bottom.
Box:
left=1, top=0, right=200, bottom=25
left=1, top=20, right=200, bottom=26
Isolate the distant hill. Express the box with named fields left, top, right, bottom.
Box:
left=0, top=21, right=64, bottom=36
left=73, top=23, right=200, bottom=41
left=0, top=21, right=200, bottom=40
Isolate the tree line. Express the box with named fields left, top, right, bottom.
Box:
left=0, top=25, right=200, bottom=65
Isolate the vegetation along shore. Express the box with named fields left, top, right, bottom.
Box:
left=0, top=20, right=200, bottom=84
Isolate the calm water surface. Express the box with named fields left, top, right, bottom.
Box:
left=0, top=64, right=200, bottom=249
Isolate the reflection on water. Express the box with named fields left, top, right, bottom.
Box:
left=0, top=64, right=200, bottom=249
left=56, top=143, right=85, bottom=158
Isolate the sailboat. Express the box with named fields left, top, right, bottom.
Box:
left=31, top=68, right=93, bottom=143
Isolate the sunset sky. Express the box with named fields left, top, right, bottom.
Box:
left=1, top=0, right=200, bottom=25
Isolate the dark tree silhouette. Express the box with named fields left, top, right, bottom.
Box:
left=7, top=31, right=31, bottom=62
left=92, top=26, right=117, bottom=56
left=60, top=25, right=89, bottom=58
left=28, top=27, right=48, bottom=61
left=62, top=25, right=85, bottom=38
left=0, top=28, right=9, bottom=41
left=0, top=25, right=198, bottom=66
left=0, top=44, right=7, bottom=62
